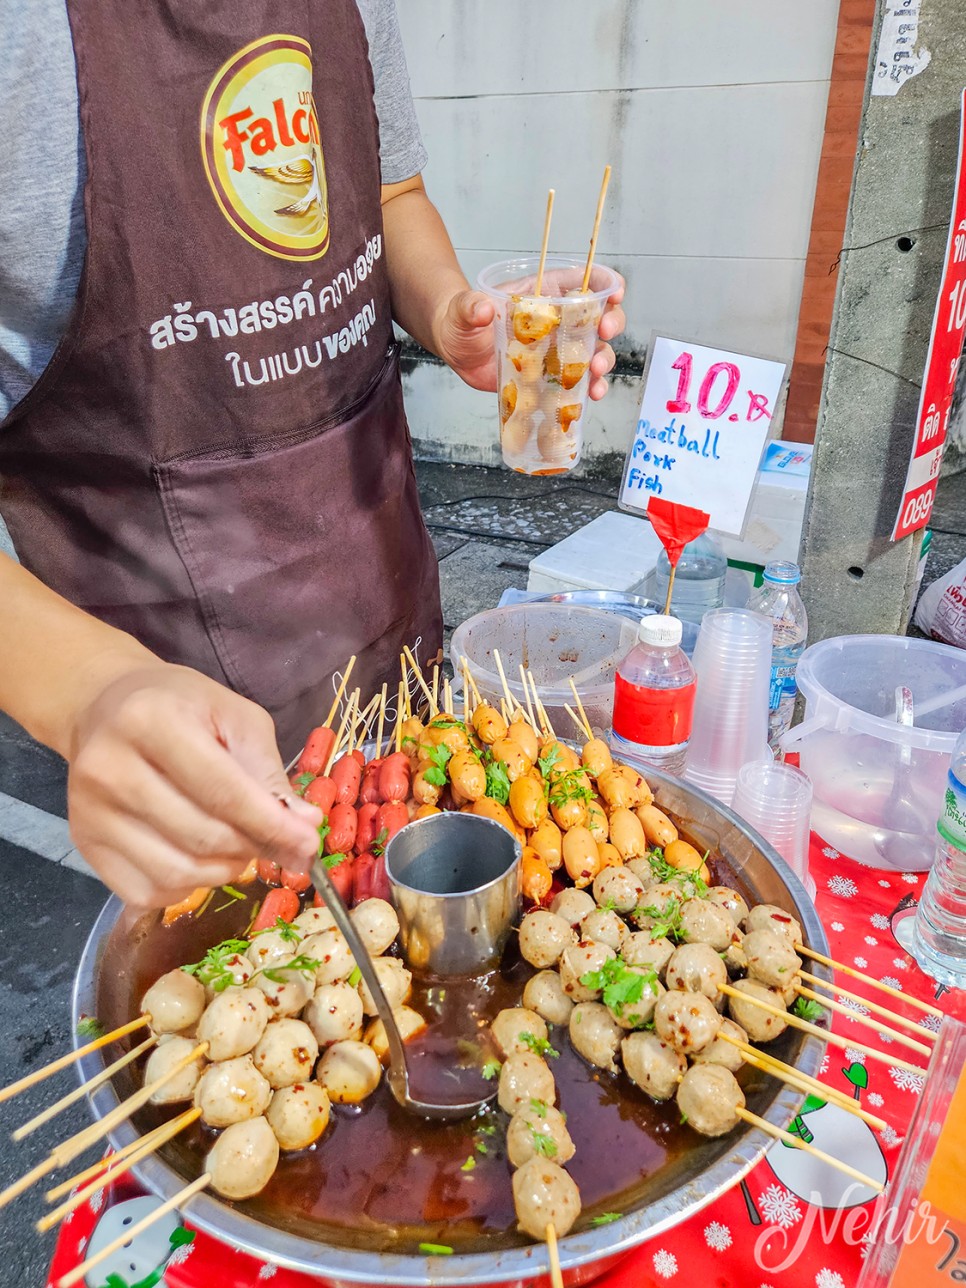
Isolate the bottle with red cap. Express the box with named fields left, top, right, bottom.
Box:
left=610, top=614, right=697, bottom=777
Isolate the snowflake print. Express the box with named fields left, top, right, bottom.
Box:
left=892, top=957, right=909, bottom=970
left=920, top=1014, right=943, bottom=1033
left=830, top=921, right=845, bottom=933
left=865, top=936, right=879, bottom=946
left=822, top=846, right=840, bottom=859
left=653, top=1249, right=678, bottom=1279
left=901, top=873, right=919, bottom=884
left=757, top=1184, right=803, bottom=1230
left=868, top=1092, right=884, bottom=1107
left=871, top=913, right=890, bottom=930
left=839, top=997, right=870, bottom=1015
left=878, top=879, right=892, bottom=888
left=880, top=1124, right=902, bottom=1148
left=258, top=1268, right=280, bottom=1281
left=819, top=1051, right=830, bottom=1074
left=880, top=976, right=903, bottom=990
left=816, top=1270, right=846, bottom=1288
left=828, top=875, right=858, bottom=898
left=854, top=956, right=868, bottom=968
left=704, top=1221, right=733, bottom=1251
left=889, top=1066, right=925, bottom=1094
left=88, top=1187, right=104, bottom=1215
left=845, top=1047, right=867, bottom=1064
left=878, top=1030, right=895, bottom=1044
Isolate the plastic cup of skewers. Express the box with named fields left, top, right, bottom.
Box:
left=478, top=256, right=620, bottom=476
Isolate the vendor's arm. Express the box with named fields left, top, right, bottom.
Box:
left=380, top=174, right=626, bottom=399
left=0, top=553, right=321, bottom=906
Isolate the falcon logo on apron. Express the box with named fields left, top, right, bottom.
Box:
left=201, top=35, right=330, bottom=260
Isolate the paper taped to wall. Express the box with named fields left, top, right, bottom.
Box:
left=872, top=0, right=931, bottom=97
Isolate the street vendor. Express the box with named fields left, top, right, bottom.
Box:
left=0, top=0, right=626, bottom=908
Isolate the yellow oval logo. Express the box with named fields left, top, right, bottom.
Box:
left=201, top=35, right=330, bottom=261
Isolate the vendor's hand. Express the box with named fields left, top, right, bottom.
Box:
left=67, top=664, right=322, bottom=908
left=437, top=276, right=627, bottom=400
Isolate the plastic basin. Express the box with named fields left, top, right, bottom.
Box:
left=783, top=634, right=966, bottom=870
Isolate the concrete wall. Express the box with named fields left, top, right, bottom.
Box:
left=397, top=0, right=841, bottom=467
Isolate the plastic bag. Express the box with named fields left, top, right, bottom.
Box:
left=914, top=557, right=966, bottom=646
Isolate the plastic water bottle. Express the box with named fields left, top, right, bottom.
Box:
left=748, top=561, right=808, bottom=754
left=912, top=729, right=966, bottom=987
left=610, top=614, right=697, bottom=776
left=653, top=533, right=727, bottom=626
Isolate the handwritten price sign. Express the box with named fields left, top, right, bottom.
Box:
left=892, top=89, right=966, bottom=542
left=619, top=335, right=787, bottom=536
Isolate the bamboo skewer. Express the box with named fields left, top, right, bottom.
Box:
left=718, top=1034, right=887, bottom=1130
left=546, top=1221, right=564, bottom=1288
left=58, top=1173, right=212, bottom=1288
left=736, top=1108, right=884, bottom=1194
left=431, top=665, right=440, bottom=713
left=444, top=678, right=454, bottom=715
left=0, top=1016, right=150, bottom=1106
left=563, top=704, right=590, bottom=742
left=796, top=969, right=938, bottom=1041
left=567, top=678, right=592, bottom=739
left=322, top=694, right=356, bottom=775
left=353, top=693, right=381, bottom=751
left=0, top=1042, right=207, bottom=1211
left=375, top=683, right=388, bottom=759
left=794, top=985, right=933, bottom=1057
left=462, top=660, right=470, bottom=726
left=394, top=680, right=406, bottom=754
left=580, top=164, right=612, bottom=293
left=45, top=1117, right=182, bottom=1203
left=492, top=650, right=518, bottom=715
left=534, top=188, right=556, bottom=296
left=403, top=645, right=437, bottom=715
left=13, top=1036, right=157, bottom=1141
left=797, top=944, right=943, bottom=1017
left=519, top=664, right=537, bottom=730
left=38, top=1108, right=202, bottom=1233
left=663, top=565, right=678, bottom=617
left=718, top=984, right=924, bottom=1075
left=527, top=671, right=557, bottom=740
left=463, top=663, right=482, bottom=707
left=322, top=655, right=357, bottom=730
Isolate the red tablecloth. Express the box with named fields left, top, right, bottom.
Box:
left=48, top=835, right=966, bottom=1288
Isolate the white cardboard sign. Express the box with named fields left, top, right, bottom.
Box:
left=619, top=335, right=787, bottom=537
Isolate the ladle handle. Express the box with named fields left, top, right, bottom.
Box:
left=310, top=857, right=410, bottom=1107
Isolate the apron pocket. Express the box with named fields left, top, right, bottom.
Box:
left=155, top=352, right=440, bottom=732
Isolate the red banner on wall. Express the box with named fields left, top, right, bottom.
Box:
left=892, top=87, right=966, bottom=541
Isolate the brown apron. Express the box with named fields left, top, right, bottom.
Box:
left=0, top=0, right=442, bottom=757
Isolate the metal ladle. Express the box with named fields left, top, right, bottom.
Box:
left=310, top=813, right=521, bottom=1121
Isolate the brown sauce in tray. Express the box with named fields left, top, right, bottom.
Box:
left=98, top=852, right=777, bottom=1255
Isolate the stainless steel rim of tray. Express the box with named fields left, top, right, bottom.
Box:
left=72, top=762, right=830, bottom=1287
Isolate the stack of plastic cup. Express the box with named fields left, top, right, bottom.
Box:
left=733, top=760, right=816, bottom=899
left=683, top=608, right=773, bottom=806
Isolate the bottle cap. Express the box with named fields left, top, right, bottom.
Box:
left=638, top=614, right=683, bottom=647
left=763, top=561, right=801, bottom=585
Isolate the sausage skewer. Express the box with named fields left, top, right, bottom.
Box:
left=56, top=1173, right=212, bottom=1288
left=718, top=983, right=924, bottom=1074
left=13, top=1035, right=157, bottom=1140
left=796, top=945, right=943, bottom=1018
left=796, top=968, right=938, bottom=1041
left=37, top=1107, right=201, bottom=1232
left=0, top=1015, right=150, bottom=1106
left=736, top=1107, right=884, bottom=1194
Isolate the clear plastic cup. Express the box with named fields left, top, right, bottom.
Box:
left=683, top=609, right=773, bottom=806
left=477, top=256, right=619, bottom=475
left=733, top=761, right=815, bottom=898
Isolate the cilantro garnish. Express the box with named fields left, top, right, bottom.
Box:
left=370, top=827, right=389, bottom=858
left=257, top=954, right=321, bottom=983
left=181, top=938, right=252, bottom=992
left=549, top=770, right=593, bottom=809
left=634, top=896, right=683, bottom=942
left=580, top=958, right=658, bottom=1018
left=323, top=851, right=349, bottom=870
left=431, top=717, right=469, bottom=733
left=221, top=885, right=246, bottom=901
left=484, top=757, right=511, bottom=805
left=419, top=1244, right=454, bottom=1256
left=317, top=820, right=331, bottom=854
left=474, top=1138, right=489, bottom=1155
left=421, top=742, right=452, bottom=787
left=478, top=1124, right=497, bottom=1136
left=792, top=996, right=826, bottom=1023
left=481, top=1059, right=501, bottom=1080
left=519, top=1032, right=559, bottom=1059
left=253, top=917, right=301, bottom=944
left=76, top=1015, right=105, bottom=1040
left=460, top=1156, right=476, bottom=1172
left=531, top=1130, right=558, bottom=1158
left=591, top=1213, right=623, bottom=1226
left=529, top=1098, right=548, bottom=1118
left=348, top=966, right=362, bottom=988
left=537, top=745, right=562, bottom=779
left=293, top=771, right=315, bottom=796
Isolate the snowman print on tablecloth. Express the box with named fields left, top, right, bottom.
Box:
left=762, top=1063, right=887, bottom=1210
left=82, top=1196, right=194, bottom=1288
